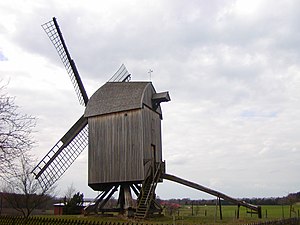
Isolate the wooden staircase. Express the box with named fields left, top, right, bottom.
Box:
left=135, top=163, right=162, bottom=219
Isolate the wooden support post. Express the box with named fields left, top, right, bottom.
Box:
left=214, top=197, right=218, bottom=222
left=258, top=206, right=262, bottom=219
left=218, top=197, right=223, bottom=220
left=192, top=201, right=194, bottom=216
left=130, top=184, right=140, bottom=197
left=98, top=186, right=118, bottom=213
left=92, top=188, right=111, bottom=214
left=118, top=185, right=125, bottom=213
left=123, top=184, right=134, bottom=209
left=237, top=204, right=240, bottom=219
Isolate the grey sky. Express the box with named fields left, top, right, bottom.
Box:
left=1, top=0, right=299, bottom=199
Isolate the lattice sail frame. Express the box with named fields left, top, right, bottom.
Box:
left=32, top=117, right=88, bottom=190
left=42, top=18, right=88, bottom=106
left=35, top=17, right=133, bottom=191
left=108, top=64, right=131, bottom=82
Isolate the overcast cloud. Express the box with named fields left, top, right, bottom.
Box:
left=1, top=0, right=300, bottom=199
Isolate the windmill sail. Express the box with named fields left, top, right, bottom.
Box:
left=42, top=17, right=88, bottom=106
left=108, top=64, right=131, bottom=82
left=32, top=116, right=88, bottom=190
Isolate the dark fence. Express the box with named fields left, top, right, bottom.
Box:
left=242, top=217, right=300, bottom=225
left=0, top=216, right=299, bottom=225
left=0, top=216, right=101, bottom=225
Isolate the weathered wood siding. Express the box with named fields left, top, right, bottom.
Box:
left=142, top=106, right=162, bottom=176
left=88, top=109, right=144, bottom=190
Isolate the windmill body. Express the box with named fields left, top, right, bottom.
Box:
left=85, top=82, right=169, bottom=191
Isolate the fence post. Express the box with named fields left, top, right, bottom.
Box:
left=237, top=204, right=240, bottom=219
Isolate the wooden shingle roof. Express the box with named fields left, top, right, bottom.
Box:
left=84, top=82, right=160, bottom=117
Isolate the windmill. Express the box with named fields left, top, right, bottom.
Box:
left=33, top=17, right=262, bottom=219
left=32, top=17, right=169, bottom=217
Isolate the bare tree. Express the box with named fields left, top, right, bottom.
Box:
left=0, top=83, right=54, bottom=217
left=2, top=154, right=54, bottom=217
left=0, top=83, right=35, bottom=178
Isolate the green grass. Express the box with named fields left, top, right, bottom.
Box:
left=258, top=205, right=300, bottom=219
left=36, top=205, right=300, bottom=225
left=150, top=204, right=300, bottom=224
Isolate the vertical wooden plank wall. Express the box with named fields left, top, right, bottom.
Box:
left=88, top=110, right=144, bottom=190
left=142, top=106, right=162, bottom=175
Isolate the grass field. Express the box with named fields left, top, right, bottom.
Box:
left=39, top=204, right=300, bottom=225
left=171, top=204, right=300, bottom=219
left=150, top=204, right=300, bottom=224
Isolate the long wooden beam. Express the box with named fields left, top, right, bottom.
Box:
left=161, top=173, right=261, bottom=217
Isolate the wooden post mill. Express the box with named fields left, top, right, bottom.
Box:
left=32, top=17, right=262, bottom=219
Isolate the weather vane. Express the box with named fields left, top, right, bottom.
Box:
left=148, top=69, right=153, bottom=81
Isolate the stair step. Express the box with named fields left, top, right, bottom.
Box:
left=136, top=211, right=146, bottom=214
left=136, top=170, right=162, bottom=218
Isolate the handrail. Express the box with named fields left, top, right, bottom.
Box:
left=145, top=162, right=162, bottom=204
left=136, top=164, right=152, bottom=210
